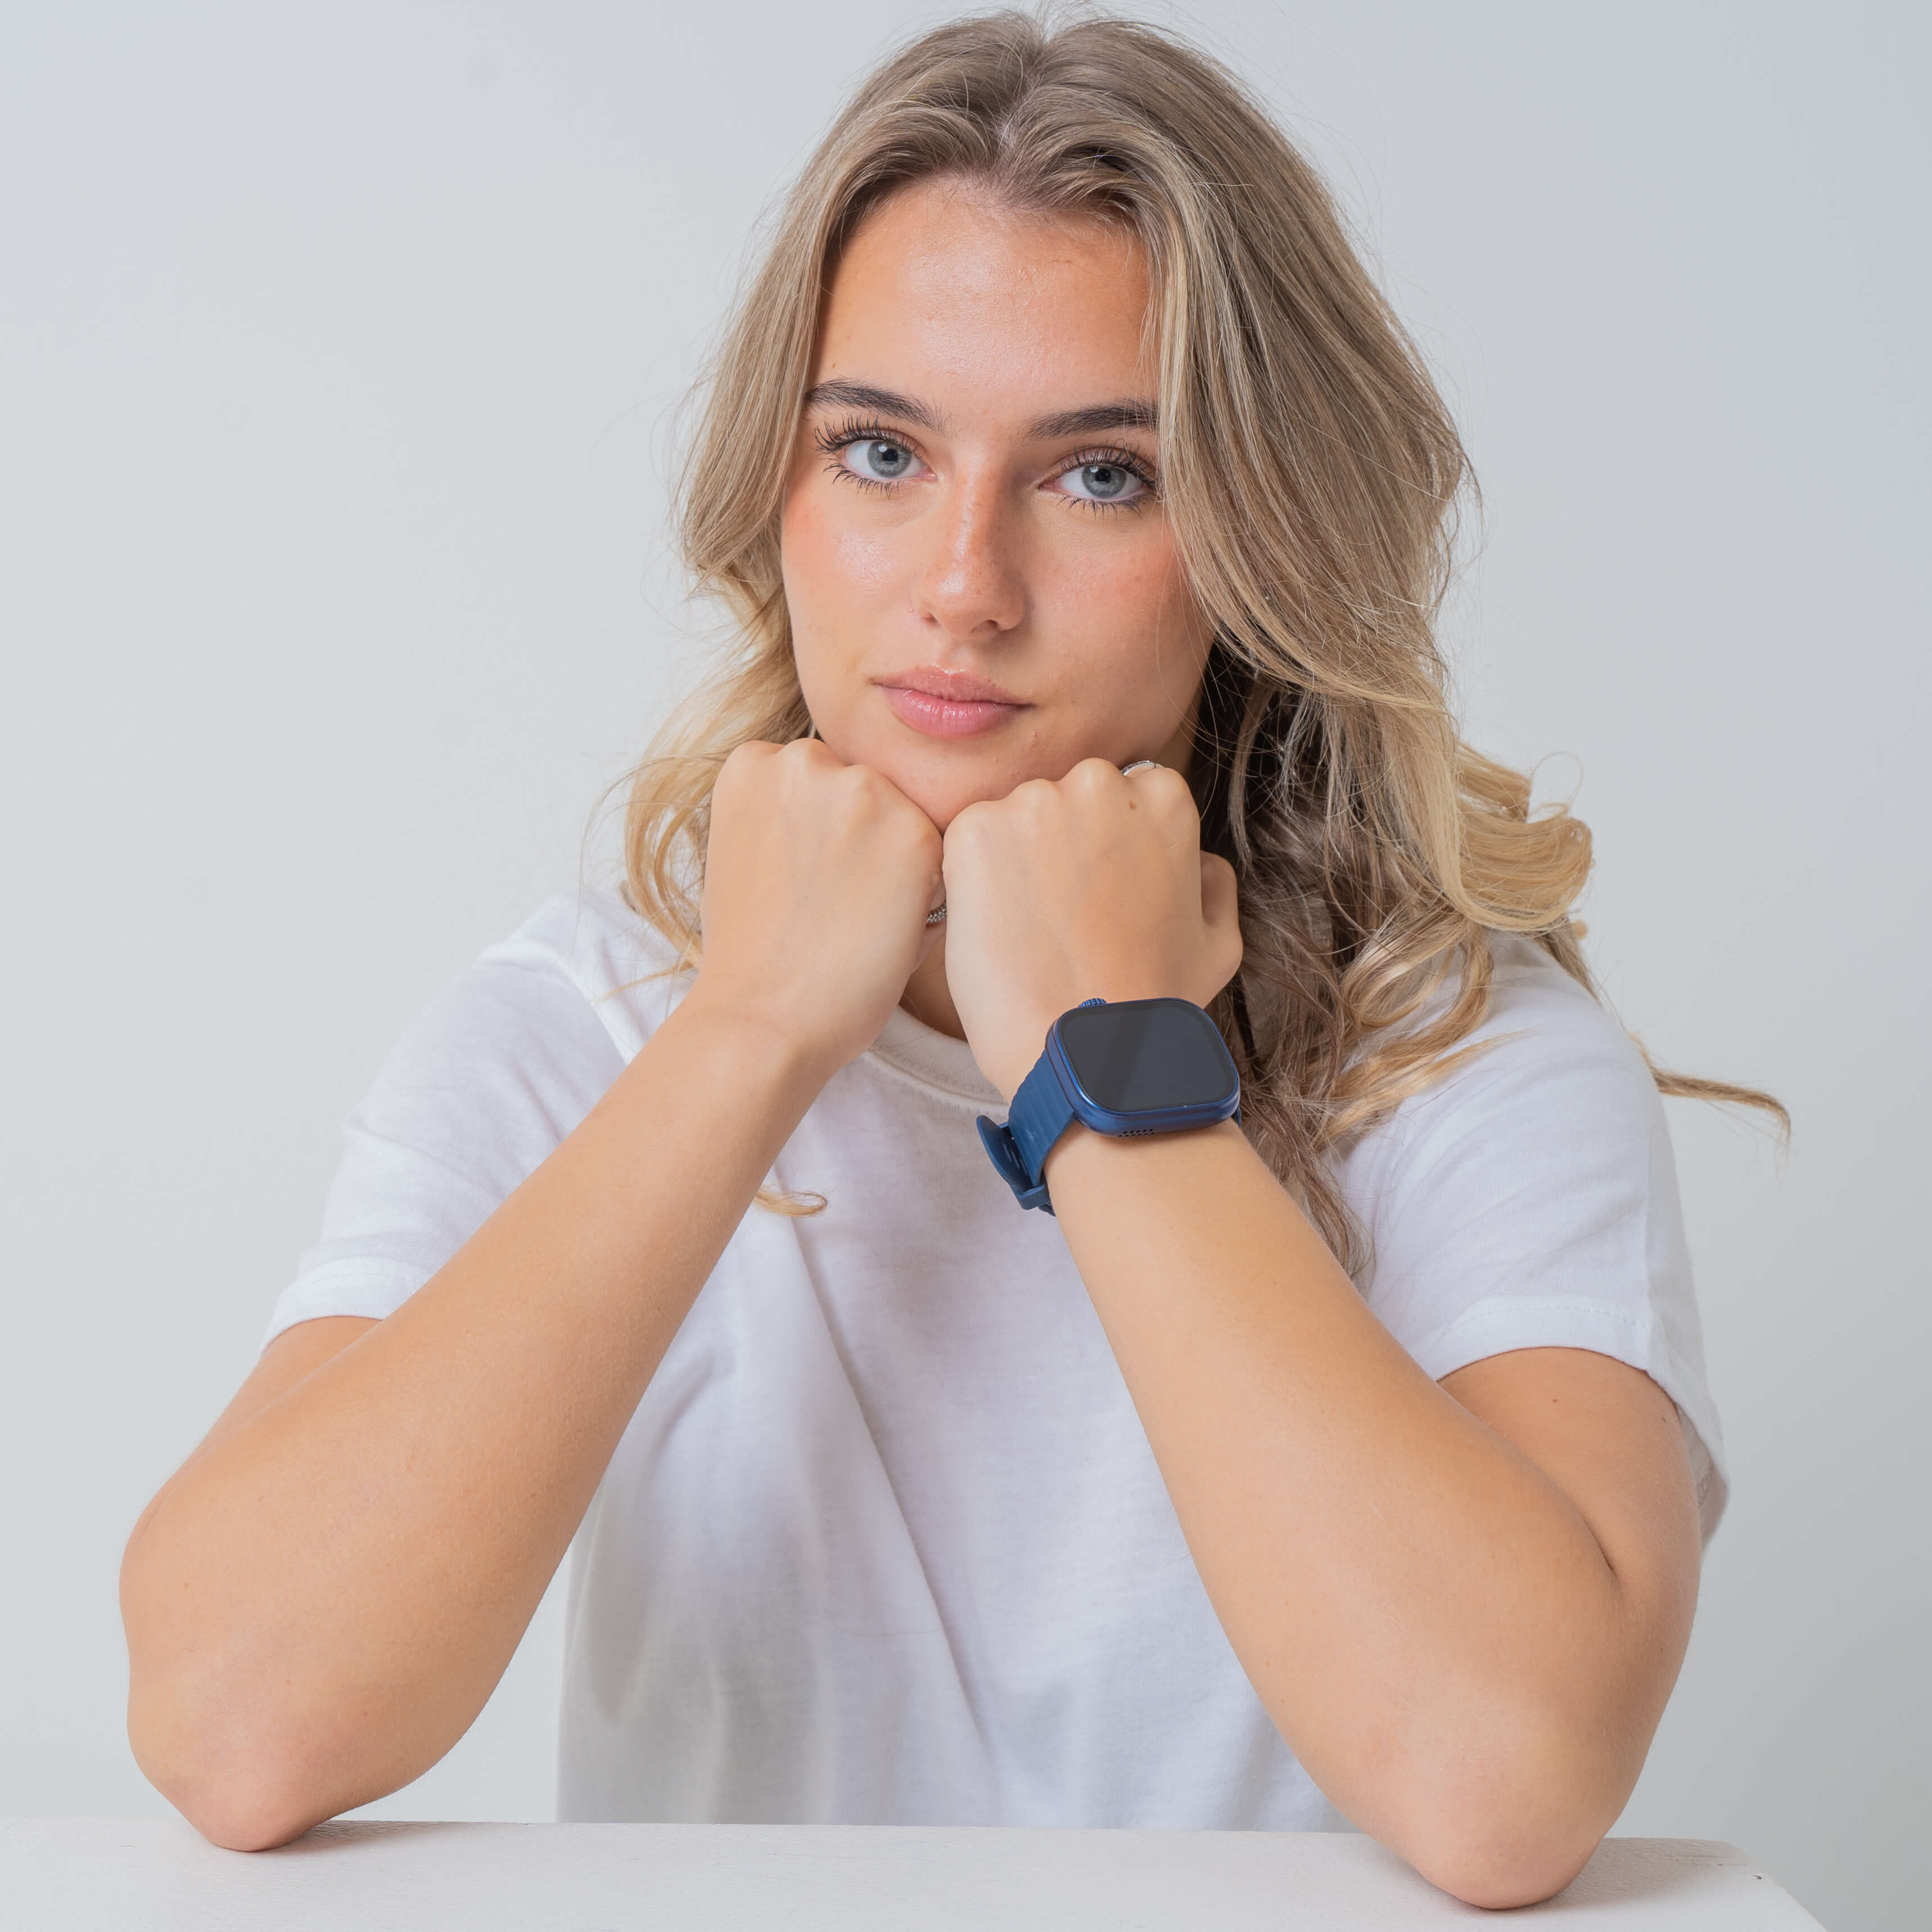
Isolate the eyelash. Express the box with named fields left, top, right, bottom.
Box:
left=811, top=416, right=1159, bottom=512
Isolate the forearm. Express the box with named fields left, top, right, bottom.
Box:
left=122, top=994, right=825, bottom=1844
left=1045, top=1120, right=1673, bottom=1896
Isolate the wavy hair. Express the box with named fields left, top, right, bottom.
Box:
left=621, top=7, right=1782, bottom=1263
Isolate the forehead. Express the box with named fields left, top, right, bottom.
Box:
left=813, top=179, right=1155, bottom=425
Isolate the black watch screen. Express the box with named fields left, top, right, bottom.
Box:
left=1055, top=998, right=1238, bottom=1113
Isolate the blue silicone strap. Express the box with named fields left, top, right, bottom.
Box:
left=974, top=997, right=1102, bottom=1215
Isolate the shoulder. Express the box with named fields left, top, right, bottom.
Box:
left=351, top=888, right=691, bottom=1126
left=480, top=885, right=689, bottom=1003
left=1335, top=929, right=1683, bottom=1331
left=1471, top=931, right=1642, bottom=1067
left=265, top=890, right=686, bottom=1347
left=466, top=887, right=694, bottom=1063
left=1384, top=933, right=1655, bottom=1153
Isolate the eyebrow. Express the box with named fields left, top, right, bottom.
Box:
left=804, top=380, right=943, bottom=430
left=1028, top=400, right=1158, bottom=439
left=803, top=380, right=1157, bottom=441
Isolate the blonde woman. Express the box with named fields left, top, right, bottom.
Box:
left=120, top=10, right=1780, bottom=1907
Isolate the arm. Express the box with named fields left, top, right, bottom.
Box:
left=121, top=739, right=942, bottom=1850
left=940, top=760, right=1700, bottom=1908
left=1045, top=1123, right=1698, bottom=1905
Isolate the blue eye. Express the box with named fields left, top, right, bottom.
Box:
left=842, top=438, right=918, bottom=482
left=1060, top=460, right=1147, bottom=504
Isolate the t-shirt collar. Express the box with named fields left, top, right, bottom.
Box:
left=866, top=1002, right=1005, bottom=1108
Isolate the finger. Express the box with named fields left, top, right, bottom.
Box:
left=1118, top=761, right=1200, bottom=845
left=938, top=797, right=990, bottom=874
left=1065, top=755, right=1126, bottom=801
left=1198, top=851, right=1245, bottom=992
left=1199, top=851, right=1240, bottom=933
left=785, top=733, right=846, bottom=774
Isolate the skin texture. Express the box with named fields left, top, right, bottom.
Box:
left=780, top=181, right=1215, bottom=1042
left=120, top=180, right=1701, bottom=1907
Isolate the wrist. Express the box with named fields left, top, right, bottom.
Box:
left=657, top=982, right=843, bottom=1113
left=986, top=1014, right=1059, bottom=1107
left=977, top=996, right=1243, bottom=1214
left=984, top=983, right=1205, bottom=1103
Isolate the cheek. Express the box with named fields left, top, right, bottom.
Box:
left=779, top=490, right=845, bottom=708
left=781, top=485, right=905, bottom=640
left=1047, top=530, right=1211, bottom=707
left=780, top=483, right=917, bottom=747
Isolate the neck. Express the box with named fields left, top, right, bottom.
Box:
left=899, top=926, right=966, bottom=1040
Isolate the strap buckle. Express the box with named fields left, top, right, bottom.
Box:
left=974, top=1116, right=1057, bottom=1215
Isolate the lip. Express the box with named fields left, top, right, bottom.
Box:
left=874, top=665, right=1029, bottom=740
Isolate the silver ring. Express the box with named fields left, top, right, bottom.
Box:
left=925, top=903, right=947, bottom=926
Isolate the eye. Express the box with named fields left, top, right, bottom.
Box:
left=1054, top=457, right=1153, bottom=507
left=839, top=437, right=924, bottom=485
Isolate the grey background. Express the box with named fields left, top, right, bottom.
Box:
left=2, top=4, right=1925, bottom=1928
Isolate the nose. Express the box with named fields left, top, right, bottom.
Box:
left=911, top=468, right=1026, bottom=640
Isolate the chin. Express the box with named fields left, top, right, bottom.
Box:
left=891, top=766, right=1003, bottom=833
left=838, top=733, right=1030, bottom=832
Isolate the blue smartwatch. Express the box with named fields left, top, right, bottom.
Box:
left=976, top=996, right=1242, bottom=1213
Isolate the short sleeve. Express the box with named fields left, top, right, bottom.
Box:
left=1339, top=937, right=1730, bottom=1541
left=261, top=900, right=633, bottom=1350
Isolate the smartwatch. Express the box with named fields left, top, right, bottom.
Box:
left=976, top=996, right=1242, bottom=1214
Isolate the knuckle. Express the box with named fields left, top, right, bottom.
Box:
left=711, top=755, right=750, bottom=806
left=946, top=800, right=1001, bottom=856
left=896, top=801, right=941, bottom=852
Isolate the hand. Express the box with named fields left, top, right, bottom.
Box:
left=687, top=739, right=943, bottom=1079
left=940, top=759, right=1243, bottom=1100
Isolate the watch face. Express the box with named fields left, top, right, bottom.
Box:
left=1054, top=999, right=1238, bottom=1113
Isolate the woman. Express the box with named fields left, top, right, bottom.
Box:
left=119, top=10, right=1780, bottom=1907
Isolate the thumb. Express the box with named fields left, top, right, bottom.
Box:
left=1199, top=852, right=1244, bottom=987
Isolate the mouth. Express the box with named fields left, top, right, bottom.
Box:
left=874, top=665, right=1030, bottom=741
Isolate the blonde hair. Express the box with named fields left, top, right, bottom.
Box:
left=622, top=7, right=1782, bottom=1263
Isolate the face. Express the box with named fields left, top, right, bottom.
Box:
left=780, top=178, right=1213, bottom=831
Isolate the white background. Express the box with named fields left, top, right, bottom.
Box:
left=2, top=4, right=1925, bottom=1928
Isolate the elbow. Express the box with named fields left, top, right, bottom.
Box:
left=123, top=1552, right=343, bottom=1850
left=1369, top=1712, right=1630, bottom=1909
left=179, top=1781, right=326, bottom=1856
left=1406, top=1825, right=1601, bottom=1911
left=127, top=1681, right=335, bottom=1853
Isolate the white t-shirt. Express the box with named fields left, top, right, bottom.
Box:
left=265, top=889, right=1726, bottom=1831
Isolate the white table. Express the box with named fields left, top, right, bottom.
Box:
left=0, top=1819, right=1823, bottom=1929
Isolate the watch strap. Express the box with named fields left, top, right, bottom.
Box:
left=974, top=997, right=1103, bottom=1214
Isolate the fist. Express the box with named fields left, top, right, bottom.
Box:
left=939, top=759, right=1242, bottom=1100
left=692, top=738, right=944, bottom=1077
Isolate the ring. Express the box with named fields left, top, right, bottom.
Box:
left=926, top=903, right=947, bottom=926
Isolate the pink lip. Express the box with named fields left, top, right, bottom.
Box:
left=875, top=666, right=1028, bottom=740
